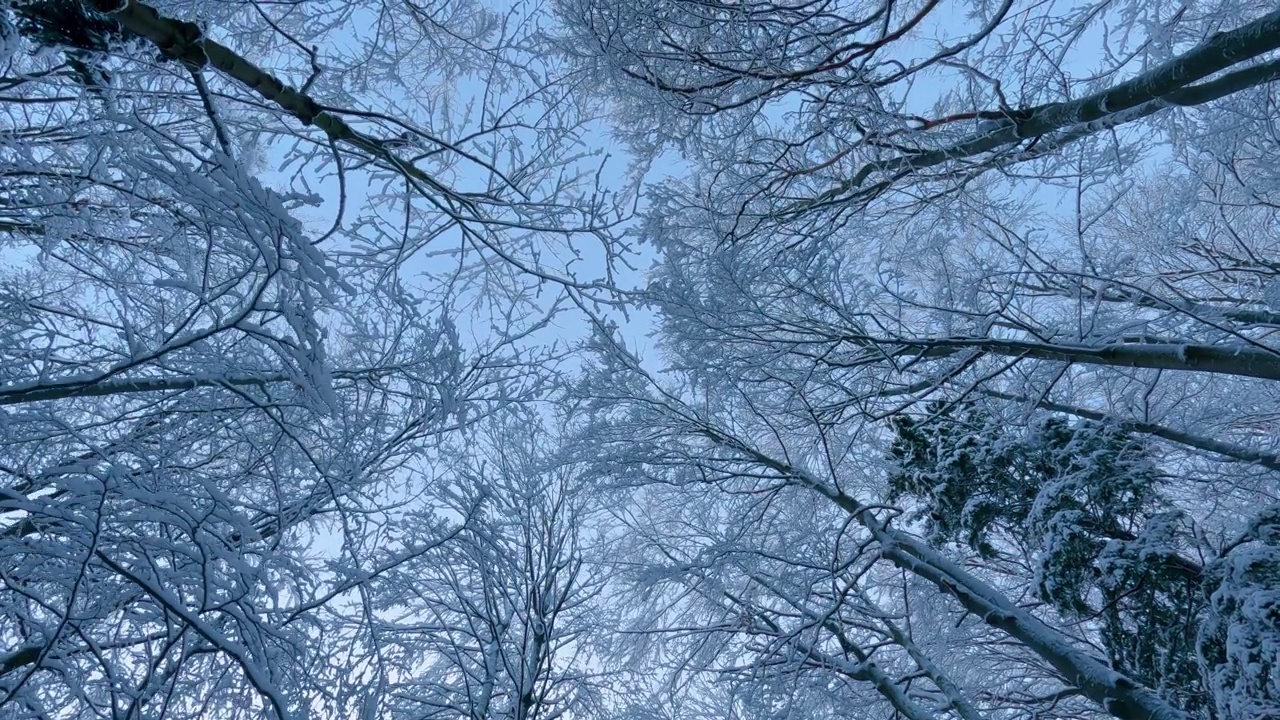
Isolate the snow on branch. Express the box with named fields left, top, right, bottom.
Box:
left=795, top=9, right=1280, bottom=212
left=87, top=0, right=482, bottom=210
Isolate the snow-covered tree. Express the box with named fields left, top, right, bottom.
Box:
left=888, top=406, right=1208, bottom=713
left=348, top=412, right=607, bottom=720
left=572, top=343, right=1140, bottom=719
left=0, top=0, right=620, bottom=715
left=561, top=0, right=1280, bottom=716
left=1199, top=505, right=1280, bottom=720
left=6, top=0, right=1280, bottom=718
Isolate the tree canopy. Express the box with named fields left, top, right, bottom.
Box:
left=2, top=0, right=1279, bottom=718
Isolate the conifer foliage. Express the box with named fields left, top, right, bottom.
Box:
left=888, top=407, right=1208, bottom=713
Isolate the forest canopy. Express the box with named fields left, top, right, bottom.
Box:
left=1, top=0, right=1279, bottom=719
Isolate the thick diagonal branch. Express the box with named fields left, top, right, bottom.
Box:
left=831, top=334, right=1280, bottom=382
left=0, top=373, right=290, bottom=406
left=692, top=422, right=1189, bottom=720
left=88, top=0, right=464, bottom=202
left=804, top=9, right=1280, bottom=209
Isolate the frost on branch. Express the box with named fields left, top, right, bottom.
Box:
left=1200, top=506, right=1280, bottom=719
left=888, top=404, right=1210, bottom=713
left=0, top=0, right=613, bottom=714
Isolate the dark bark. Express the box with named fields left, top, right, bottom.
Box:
left=834, top=334, right=1280, bottom=382
left=802, top=9, right=1280, bottom=208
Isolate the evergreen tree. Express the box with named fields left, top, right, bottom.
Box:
left=1198, top=506, right=1280, bottom=720
left=887, top=405, right=1210, bottom=714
